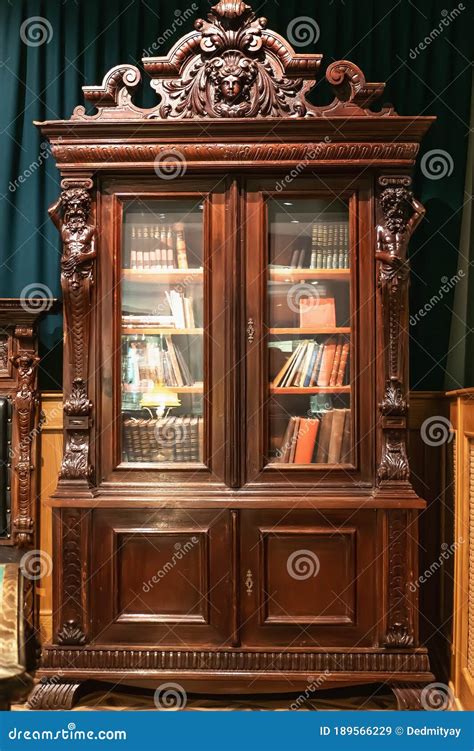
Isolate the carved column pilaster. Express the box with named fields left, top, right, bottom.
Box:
left=376, top=175, right=425, bottom=485
left=384, top=510, right=416, bottom=647
left=56, top=508, right=89, bottom=646
left=10, top=332, right=40, bottom=547
left=49, top=177, right=96, bottom=484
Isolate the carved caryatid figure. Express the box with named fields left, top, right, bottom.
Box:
left=49, top=187, right=96, bottom=385
left=376, top=184, right=424, bottom=411
left=376, top=180, right=425, bottom=482
left=49, top=186, right=95, bottom=483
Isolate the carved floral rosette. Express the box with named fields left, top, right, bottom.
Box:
left=376, top=175, right=425, bottom=485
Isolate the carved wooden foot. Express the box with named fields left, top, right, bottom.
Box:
left=27, top=680, right=89, bottom=710
left=391, top=682, right=451, bottom=711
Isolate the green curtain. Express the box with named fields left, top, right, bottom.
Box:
left=0, top=0, right=472, bottom=389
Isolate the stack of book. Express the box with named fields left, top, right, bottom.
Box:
left=122, top=290, right=196, bottom=330
left=310, top=222, right=349, bottom=269
left=272, top=338, right=350, bottom=388
left=165, top=290, right=195, bottom=328
left=123, top=415, right=203, bottom=463
left=127, top=222, right=190, bottom=270
left=122, top=336, right=195, bottom=391
left=276, top=408, right=351, bottom=464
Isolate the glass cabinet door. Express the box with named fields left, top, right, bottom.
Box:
left=121, top=200, right=204, bottom=465
left=267, top=198, right=351, bottom=467
left=245, top=180, right=374, bottom=486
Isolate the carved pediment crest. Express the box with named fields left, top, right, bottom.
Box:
left=71, top=1, right=395, bottom=122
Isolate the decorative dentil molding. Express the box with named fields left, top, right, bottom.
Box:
left=41, top=646, right=430, bottom=674
left=48, top=181, right=95, bottom=483
left=10, top=344, right=40, bottom=547
left=69, top=1, right=394, bottom=122
left=376, top=175, right=425, bottom=484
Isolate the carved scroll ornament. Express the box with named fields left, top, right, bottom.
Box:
left=48, top=182, right=95, bottom=483
left=70, top=1, right=395, bottom=122
left=376, top=176, right=425, bottom=484
left=10, top=347, right=40, bottom=546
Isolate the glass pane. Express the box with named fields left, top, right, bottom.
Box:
left=121, top=200, right=204, bottom=464
left=267, top=197, right=352, bottom=466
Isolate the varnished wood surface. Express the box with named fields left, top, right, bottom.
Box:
left=33, top=0, right=436, bottom=704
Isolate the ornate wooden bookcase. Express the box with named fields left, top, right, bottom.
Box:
left=31, top=1, right=436, bottom=710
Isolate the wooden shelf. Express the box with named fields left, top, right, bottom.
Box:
left=122, top=327, right=203, bottom=336
left=269, top=268, right=350, bottom=282
left=270, top=386, right=350, bottom=394
left=123, top=268, right=203, bottom=283
left=123, top=385, right=203, bottom=395
left=269, top=327, right=351, bottom=335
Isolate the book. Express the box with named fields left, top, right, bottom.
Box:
left=300, top=297, right=336, bottom=328
left=290, top=249, right=300, bottom=268
left=175, top=223, right=188, bottom=269
left=336, top=342, right=350, bottom=385
left=327, top=408, right=346, bottom=463
left=329, top=343, right=343, bottom=386
left=294, top=418, right=320, bottom=463
left=317, top=340, right=337, bottom=386
left=277, top=416, right=297, bottom=462
left=340, top=410, right=351, bottom=463
left=288, top=417, right=300, bottom=463
left=315, top=410, right=334, bottom=463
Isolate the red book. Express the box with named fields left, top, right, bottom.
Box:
left=317, top=340, right=337, bottom=386
left=336, top=342, right=350, bottom=385
left=329, top=342, right=343, bottom=386
left=294, top=418, right=320, bottom=464
left=299, top=297, right=336, bottom=328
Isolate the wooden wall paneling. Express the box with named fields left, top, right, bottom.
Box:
left=448, top=389, right=474, bottom=709
left=407, top=391, right=451, bottom=682
left=38, top=393, right=63, bottom=643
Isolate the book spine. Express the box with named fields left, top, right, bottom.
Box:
left=322, top=225, right=328, bottom=269
left=336, top=342, right=350, bottom=385
left=175, top=223, right=188, bottom=269
left=310, top=225, right=317, bottom=269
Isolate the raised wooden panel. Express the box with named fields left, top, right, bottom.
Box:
left=241, top=510, right=378, bottom=647
left=90, top=509, right=233, bottom=647
left=115, top=530, right=209, bottom=624
left=263, top=528, right=356, bottom=626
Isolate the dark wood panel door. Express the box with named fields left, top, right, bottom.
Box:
left=240, top=510, right=380, bottom=647
left=90, top=509, right=234, bottom=646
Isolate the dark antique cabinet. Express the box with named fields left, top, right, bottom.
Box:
left=30, top=1, right=436, bottom=709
